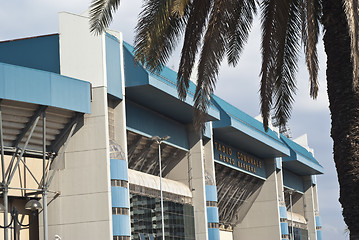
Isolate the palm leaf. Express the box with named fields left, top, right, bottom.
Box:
left=302, top=0, right=321, bottom=98
left=194, top=0, right=234, bottom=132
left=134, top=0, right=190, bottom=72
left=226, top=0, right=257, bottom=66
left=343, top=0, right=359, bottom=87
left=177, top=0, right=214, bottom=100
left=272, top=0, right=301, bottom=128
left=260, top=0, right=277, bottom=130
left=89, top=0, right=121, bottom=34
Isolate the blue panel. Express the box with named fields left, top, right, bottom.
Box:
left=110, top=159, right=128, bottom=180
left=50, top=74, right=91, bottom=113
left=126, top=101, right=189, bottom=150
left=279, top=206, right=288, bottom=218
left=316, top=230, right=322, bottom=240
left=0, top=62, right=91, bottom=113
left=105, top=34, right=123, bottom=99
left=315, top=216, right=322, bottom=227
left=207, top=207, right=219, bottom=223
left=123, top=43, right=149, bottom=87
left=280, top=222, right=289, bottom=234
left=281, top=135, right=324, bottom=175
left=208, top=228, right=220, bottom=240
left=276, top=158, right=282, bottom=170
left=283, top=170, right=304, bottom=193
left=111, top=187, right=129, bottom=208
left=203, top=122, right=212, bottom=139
left=205, top=185, right=218, bottom=202
left=311, top=175, right=316, bottom=185
left=113, top=214, right=131, bottom=236
left=0, top=34, right=60, bottom=73
left=213, top=140, right=267, bottom=179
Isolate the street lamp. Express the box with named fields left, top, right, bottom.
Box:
left=284, top=189, right=296, bottom=240
left=151, top=136, right=170, bottom=240
left=0, top=199, right=42, bottom=240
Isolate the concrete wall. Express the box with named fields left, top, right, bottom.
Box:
left=233, top=158, right=282, bottom=240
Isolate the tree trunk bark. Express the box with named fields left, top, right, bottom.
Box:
left=322, top=0, right=359, bottom=239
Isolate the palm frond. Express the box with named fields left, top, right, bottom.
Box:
left=226, top=0, right=257, bottom=66
left=343, top=0, right=359, bottom=88
left=272, top=0, right=301, bottom=128
left=260, top=0, right=277, bottom=130
left=177, top=0, right=214, bottom=100
left=302, top=0, right=321, bottom=98
left=194, top=0, right=233, bottom=132
left=172, top=0, right=190, bottom=17
left=134, top=0, right=189, bottom=72
left=89, top=0, right=121, bottom=35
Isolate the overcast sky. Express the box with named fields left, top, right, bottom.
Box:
left=0, top=1, right=347, bottom=239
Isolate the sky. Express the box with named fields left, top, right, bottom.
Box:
left=0, top=1, right=347, bottom=239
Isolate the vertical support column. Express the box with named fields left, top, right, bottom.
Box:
left=110, top=31, right=132, bottom=240
left=233, top=158, right=282, bottom=240
left=110, top=159, right=131, bottom=239
left=42, top=110, right=48, bottom=240
left=203, top=124, right=220, bottom=240
left=302, top=176, right=319, bottom=240
left=0, top=101, right=8, bottom=240
left=187, top=127, right=208, bottom=240
left=275, top=158, right=289, bottom=240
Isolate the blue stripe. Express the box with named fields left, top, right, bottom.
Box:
left=280, top=222, right=289, bottom=235
left=111, top=187, right=129, bottom=208
left=279, top=206, right=288, bottom=218
left=317, top=230, right=322, bottom=240
left=315, top=216, right=322, bottom=227
left=110, top=159, right=128, bottom=180
left=208, top=228, right=220, bottom=240
left=205, top=185, right=218, bottom=202
left=113, top=214, right=131, bottom=236
left=207, top=207, right=219, bottom=223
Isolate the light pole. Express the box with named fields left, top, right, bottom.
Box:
left=151, top=136, right=170, bottom=240
left=284, top=189, right=295, bottom=240
left=0, top=199, right=42, bottom=240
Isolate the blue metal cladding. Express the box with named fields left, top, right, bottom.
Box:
left=205, top=185, right=218, bottom=202
left=316, top=229, right=323, bottom=240
left=283, top=170, right=304, bottom=193
left=110, top=158, right=131, bottom=238
left=208, top=229, right=220, bottom=240
left=0, top=34, right=60, bottom=73
left=110, top=159, right=128, bottom=180
left=279, top=206, right=288, bottom=219
left=276, top=158, right=282, bottom=170
left=0, top=62, right=91, bottom=113
left=113, top=215, right=131, bottom=236
left=205, top=185, right=220, bottom=240
left=207, top=207, right=219, bottom=223
left=105, top=33, right=123, bottom=99
left=126, top=101, right=189, bottom=150
left=315, top=216, right=322, bottom=227
left=281, top=222, right=289, bottom=235
left=111, top=187, right=130, bottom=208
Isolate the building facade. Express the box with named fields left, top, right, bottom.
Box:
left=0, top=11, right=323, bottom=240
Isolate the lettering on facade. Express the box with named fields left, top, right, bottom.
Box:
left=214, top=141, right=264, bottom=175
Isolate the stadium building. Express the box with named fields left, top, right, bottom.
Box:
left=0, top=11, right=323, bottom=240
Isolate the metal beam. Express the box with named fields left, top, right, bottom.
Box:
left=45, top=119, right=77, bottom=188
left=13, top=106, right=47, bottom=148
left=0, top=100, right=5, bottom=183
left=127, top=135, right=143, bottom=158
left=7, top=111, right=41, bottom=185
left=49, top=113, right=81, bottom=153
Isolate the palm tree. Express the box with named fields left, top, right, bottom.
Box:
left=89, top=0, right=359, bottom=238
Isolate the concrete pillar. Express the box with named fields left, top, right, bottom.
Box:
left=302, top=176, right=318, bottom=240
left=233, top=158, right=281, bottom=240
left=44, top=87, right=112, bottom=240
left=187, top=126, right=209, bottom=240
left=203, top=124, right=220, bottom=240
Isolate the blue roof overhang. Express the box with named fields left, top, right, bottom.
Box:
left=0, top=62, right=91, bottom=113
left=281, top=136, right=324, bottom=176
left=212, top=95, right=290, bottom=159
left=123, top=42, right=220, bottom=123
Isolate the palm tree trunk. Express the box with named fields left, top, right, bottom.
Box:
left=322, top=0, right=359, bottom=239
